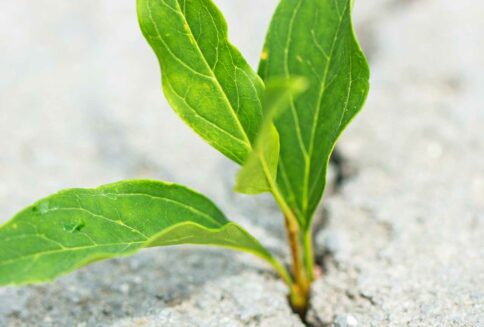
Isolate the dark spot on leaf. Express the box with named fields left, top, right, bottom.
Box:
left=63, top=222, right=85, bottom=233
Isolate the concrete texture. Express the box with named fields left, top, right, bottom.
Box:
left=0, top=0, right=482, bottom=326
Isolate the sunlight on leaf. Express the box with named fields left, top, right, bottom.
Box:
left=138, top=0, right=264, bottom=164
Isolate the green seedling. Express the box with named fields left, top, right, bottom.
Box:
left=0, top=0, right=369, bottom=318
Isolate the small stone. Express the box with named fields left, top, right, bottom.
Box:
left=132, top=276, right=142, bottom=284
left=334, top=314, right=358, bottom=327
left=119, top=283, right=130, bottom=294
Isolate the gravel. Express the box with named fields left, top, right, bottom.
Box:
left=0, top=0, right=482, bottom=326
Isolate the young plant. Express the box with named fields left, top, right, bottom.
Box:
left=0, top=0, right=368, bottom=318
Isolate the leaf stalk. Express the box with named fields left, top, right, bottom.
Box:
left=265, top=254, right=294, bottom=288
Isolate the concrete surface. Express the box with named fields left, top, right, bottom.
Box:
left=0, top=0, right=482, bottom=326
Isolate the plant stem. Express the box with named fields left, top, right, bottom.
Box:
left=259, top=157, right=311, bottom=316
left=284, top=215, right=305, bottom=290
left=266, top=181, right=311, bottom=316
left=303, top=229, right=315, bottom=281
left=284, top=214, right=310, bottom=318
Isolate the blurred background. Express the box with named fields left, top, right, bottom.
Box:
left=0, top=0, right=482, bottom=326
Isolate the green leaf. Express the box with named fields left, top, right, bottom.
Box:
left=235, top=78, right=308, bottom=194
left=137, top=0, right=264, bottom=164
left=259, top=0, right=370, bottom=229
left=234, top=124, right=279, bottom=194
left=0, top=180, right=275, bottom=286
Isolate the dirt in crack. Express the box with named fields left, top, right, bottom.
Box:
left=329, top=147, right=357, bottom=193
left=312, top=147, right=358, bottom=273
left=290, top=147, right=360, bottom=327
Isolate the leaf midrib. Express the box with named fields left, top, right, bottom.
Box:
left=273, top=0, right=307, bottom=220
left=302, top=1, right=350, bottom=215
left=0, top=219, right=231, bottom=267
left=0, top=220, right=266, bottom=271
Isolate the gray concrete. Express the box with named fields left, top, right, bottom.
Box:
left=0, top=0, right=482, bottom=326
